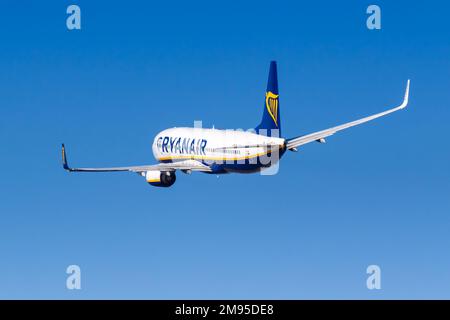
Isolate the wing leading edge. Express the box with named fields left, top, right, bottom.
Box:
left=61, top=144, right=212, bottom=173
left=286, top=80, right=410, bottom=150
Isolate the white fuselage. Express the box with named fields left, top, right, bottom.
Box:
left=152, top=127, right=285, bottom=173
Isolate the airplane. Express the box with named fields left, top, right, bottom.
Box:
left=62, top=61, right=410, bottom=187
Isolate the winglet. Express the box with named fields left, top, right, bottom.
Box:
left=61, top=144, right=71, bottom=171
left=400, top=79, right=410, bottom=109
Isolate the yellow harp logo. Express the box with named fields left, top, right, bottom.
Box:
left=265, top=91, right=279, bottom=126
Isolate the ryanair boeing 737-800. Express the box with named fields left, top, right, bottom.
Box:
left=62, top=61, right=410, bottom=187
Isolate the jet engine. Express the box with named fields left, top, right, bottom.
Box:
left=145, top=170, right=176, bottom=187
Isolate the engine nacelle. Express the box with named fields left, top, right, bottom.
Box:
left=145, top=170, right=176, bottom=187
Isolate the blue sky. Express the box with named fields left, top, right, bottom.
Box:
left=0, top=0, right=449, bottom=299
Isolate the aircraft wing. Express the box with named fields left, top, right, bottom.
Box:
left=286, top=80, right=410, bottom=150
left=61, top=144, right=212, bottom=173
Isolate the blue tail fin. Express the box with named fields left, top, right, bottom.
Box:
left=255, top=61, right=281, bottom=137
